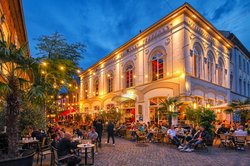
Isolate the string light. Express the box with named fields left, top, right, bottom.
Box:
left=42, top=62, right=47, bottom=66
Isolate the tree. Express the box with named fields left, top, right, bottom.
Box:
left=34, top=32, right=85, bottom=115
left=158, top=97, right=182, bottom=126
left=230, top=98, right=250, bottom=124
left=0, top=37, right=33, bottom=157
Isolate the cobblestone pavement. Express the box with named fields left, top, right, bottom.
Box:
left=94, top=137, right=250, bottom=166
left=34, top=134, right=250, bottom=166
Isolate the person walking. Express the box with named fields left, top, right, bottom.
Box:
left=106, top=121, right=115, bottom=145
left=96, top=119, right=103, bottom=147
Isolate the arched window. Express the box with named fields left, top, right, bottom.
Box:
left=107, top=73, right=113, bottom=93
left=193, top=43, right=203, bottom=78
left=218, top=58, right=224, bottom=86
left=207, top=51, right=215, bottom=82
left=125, top=64, right=134, bottom=88
left=151, top=51, right=164, bottom=81
left=94, top=78, right=99, bottom=96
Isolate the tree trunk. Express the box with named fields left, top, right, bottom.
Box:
left=6, top=76, right=20, bottom=158
left=168, top=115, right=172, bottom=127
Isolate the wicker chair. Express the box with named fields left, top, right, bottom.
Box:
left=234, top=136, right=246, bottom=150
left=218, top=134, right=231, bottom=149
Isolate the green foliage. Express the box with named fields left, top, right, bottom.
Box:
left=99, top=109, right=122, bottom=124
left=0, top=107, right=5, bottom=129
left=158, top=97, right=182, bottom=125
left=185, top=107, right=216, bottom=136
left=19, top=108, right=46, bottom=135
left=85, top=114, right=92, bottom=123
left=74, top=113, right=83, bottom=123
left=35, top=32, right=85, bottom=65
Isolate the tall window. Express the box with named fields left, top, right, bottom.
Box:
left=230, top=74, right=233, bottom=89
left=84, top=82, right=88, bottom=99
left=151, top=51, right=164, bottom=81
left=248, top=83, right=250, bottom=96
left=239, top=56, right=241, bottom=70
left=125, top=64, right=134, bottom=88
left=107, top=73, right=113, bottom=93
left=217, top=58, right=224, bottom=86
left=244, top=80, right=246, bottom=95
left=239, top=78, right=242, bottom=94
left=94, top=78, right=99, bottom=96
left=193, top=43, right=203, bottom=78
left=207, top=51, right=214, bottom=82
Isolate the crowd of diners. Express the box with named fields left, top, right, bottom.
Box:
left=115, top=119, right=250, bottom=152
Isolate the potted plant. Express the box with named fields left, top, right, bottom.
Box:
left=185, top=107, right=216, bottom=145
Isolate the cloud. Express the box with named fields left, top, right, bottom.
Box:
left=22, top=0, right=250, bottom=69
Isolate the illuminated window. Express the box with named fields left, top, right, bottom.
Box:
left=207, top=51, right=214, bottom=83
left=125, top=64, right=134, bottom=88
left=151, top=51, right=164, bottom=81
left=107, top=73, right=113, bottom=93
left=106, top=104, right=114, bottom=110
left=94, top=78, right=99, bottom=96
left=194, top=96, right=203, bottom=106
left=193, top=43, right=203, bottom=78
left=84, top=82, right=88, bottom=99
left=218, top=58, right=224, bottom=86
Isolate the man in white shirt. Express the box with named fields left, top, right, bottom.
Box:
left=167, top=125, right=182, bottom=148
left=234, top=125, right=247, bottom=136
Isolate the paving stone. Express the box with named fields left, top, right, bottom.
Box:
left=34, top=137, right=250, bottom=166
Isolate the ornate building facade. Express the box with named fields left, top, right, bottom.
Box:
left=0, top=0, right=28, bottom=47
left=79, top=3, right=239, bottom=123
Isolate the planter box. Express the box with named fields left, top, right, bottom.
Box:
left=0, top=152, right=35, bottom=166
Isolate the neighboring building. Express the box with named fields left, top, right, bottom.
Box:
left=220, top=31, right=250, bottom=102
left=57, top=80, right=80, bottom=115
left=0, top=0, right=28, bottom=47
left=79, top=3, right=234, bottom=123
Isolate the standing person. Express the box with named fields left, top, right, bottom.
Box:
left=106, top=121, right=115, bottom=145
left=96, top=120, right=103, bottom=147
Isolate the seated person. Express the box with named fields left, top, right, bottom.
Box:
left=160, top=125, right=167, bottom=133
left=167, top=125, right=182, bottom=148
left=51, top=133, right=60, bottom=148
left=185, top=125, right=197, bottom=142
left=57, top=132, right=81, bottom=166
left=87, top=127, right=98, bottom=143
left=180, top=126, right=208, bottom=152
left=175, top=124, right=186, bottom=144
left=75, top=128, right=83, bottom=137
left=31, top=127, right=41, bottom=140
left=234, top=125, right=247, bottom=136
left=116, top=123, right=127, bottom=137
left=147, top=124, right=158, bottom=142
left=217, top=124, right=228, bottom=134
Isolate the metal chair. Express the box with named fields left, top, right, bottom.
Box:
left=51, top=146, right=76, bottom=166
left=36, top=137, right=52, bottom=166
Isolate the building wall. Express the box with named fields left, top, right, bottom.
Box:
left=0, top=0, right=28, bottom=47
left=230, top=47, right=250, bottom=101
left=79, top=8, right=232, bottom=122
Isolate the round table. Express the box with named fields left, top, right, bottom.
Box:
left=77, top=143, right=95, bottom=165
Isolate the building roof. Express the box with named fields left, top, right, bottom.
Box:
left=80, top=2, right=233, bottom=76
left=220, top=30, right=250, bottom=58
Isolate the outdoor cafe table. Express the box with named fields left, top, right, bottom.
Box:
left=19, top=138, right=39, bottom=149
left=77, top=143, right=95, bottom=165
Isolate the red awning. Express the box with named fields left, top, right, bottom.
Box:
left=59, top=109, right=76, bottom=116
left=59, top=110, right=70, bottom=116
